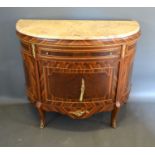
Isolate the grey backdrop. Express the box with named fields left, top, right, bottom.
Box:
left=0, top=8, right=155, bottom=104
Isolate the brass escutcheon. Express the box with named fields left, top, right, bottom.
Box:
left=79, top=78, right=85, bottom=102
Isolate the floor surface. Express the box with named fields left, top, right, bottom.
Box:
left=0, top=97, right=155, bottom=147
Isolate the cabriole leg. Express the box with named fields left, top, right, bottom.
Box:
left=36, top=102, right=46, bottom=128
left=111, top=101, right=120, bottom=128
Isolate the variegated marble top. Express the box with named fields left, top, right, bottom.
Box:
left=16, top=19, right=140, bottom=40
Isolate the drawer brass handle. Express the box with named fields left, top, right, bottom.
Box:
left=79, top=78, right=85, bottom=102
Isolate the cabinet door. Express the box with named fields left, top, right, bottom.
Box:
left=41, top=66, right=114, bottom=101
left=37, top=47, right=120, bottom=118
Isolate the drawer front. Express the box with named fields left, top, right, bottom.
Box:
left=36, top=45, right=121, bottom=59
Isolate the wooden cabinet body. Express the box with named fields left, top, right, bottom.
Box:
left=16, top=20, right=140, bottom=128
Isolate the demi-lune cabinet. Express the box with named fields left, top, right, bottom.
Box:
left=16, top=20, right=140, bottom=128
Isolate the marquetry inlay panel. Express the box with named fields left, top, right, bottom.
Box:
left=16, top=20, right=140, bottom=128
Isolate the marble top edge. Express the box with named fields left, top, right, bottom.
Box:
left=16, top=19, right=140, bottom=40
